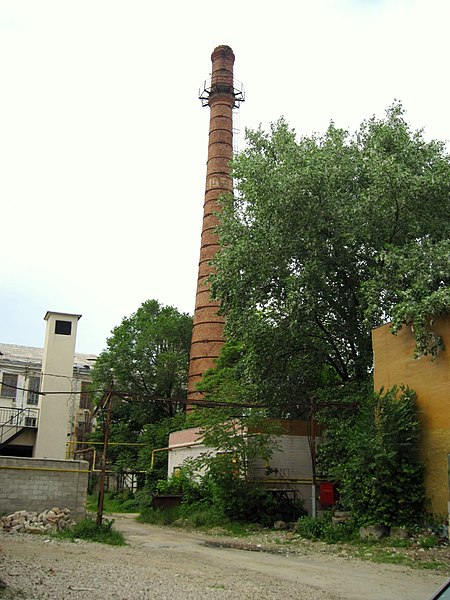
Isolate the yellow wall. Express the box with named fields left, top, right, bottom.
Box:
left=372, top=317, right=450, bottom=516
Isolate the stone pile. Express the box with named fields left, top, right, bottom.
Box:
left=0, top=507, right=74, bottom=534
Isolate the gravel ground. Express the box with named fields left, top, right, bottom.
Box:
left=0, top=515, right=447, bottom=600
left=0, top=533, right=338, bottom=600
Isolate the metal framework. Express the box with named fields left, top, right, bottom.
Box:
left=198, top=78, right=245, bottom=108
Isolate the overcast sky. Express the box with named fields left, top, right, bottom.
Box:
left=1, top=0, right=449, bottom=355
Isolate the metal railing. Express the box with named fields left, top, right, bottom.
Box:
left=0, top=406, right=40, bottom=447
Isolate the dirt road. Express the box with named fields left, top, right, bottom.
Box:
left=0, top=514, right=447, bottom=599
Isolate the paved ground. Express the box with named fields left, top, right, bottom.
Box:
left=0, top=513, right=447, bottom=599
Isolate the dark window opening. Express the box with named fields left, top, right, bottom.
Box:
left=1, top=373, right=18, bottom=398
left=79, top=381, right=93, bottom=410
left=55, top=320, right=72, bottom=335
left=0, top=445, right=33, bottom=457
left=27, top=376, right=40, bottom=405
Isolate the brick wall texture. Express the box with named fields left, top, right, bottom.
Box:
left=187, top=46, right=237, bottom=405
left=0, top=456, right=89, bottom=520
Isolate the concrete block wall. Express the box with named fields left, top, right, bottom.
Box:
left=0, top=456, right=89, bottom=520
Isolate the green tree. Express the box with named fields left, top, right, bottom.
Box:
left=191, top=341, right=281, bottom=477
left=316, top=387, right=424, bottom=526
left=364, top=238, right=450, bottom=358
left=210, top=104, right=450, bottom=412
left=160, top=343, right=290, bottom=526
left=91, top=299, right=192, bottom=471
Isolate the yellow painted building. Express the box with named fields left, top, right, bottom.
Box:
left=372, top=316, right=450, bottom=517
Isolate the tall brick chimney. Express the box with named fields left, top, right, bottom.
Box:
left=187, top=46, right=244, bottom=407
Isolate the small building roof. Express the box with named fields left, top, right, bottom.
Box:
left=44, top=311, right=82, bottom=321
left=0, top=343, right=97, bottom=371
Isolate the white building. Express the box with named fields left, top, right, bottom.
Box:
left=168, top=419, right=321, bottom=515
left=0, top=311, right=96, bottom=459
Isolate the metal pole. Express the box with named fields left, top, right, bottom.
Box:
left=96, top=384, right=114, bottom=527
left=310, top=398, right=317, bottom=518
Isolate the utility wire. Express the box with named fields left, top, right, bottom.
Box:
left=0, top=383, right=46, bottom=396
left=1, top=383, right=358, bottom=413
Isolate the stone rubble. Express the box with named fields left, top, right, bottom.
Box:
left=0, top=506, right=74, bottom=534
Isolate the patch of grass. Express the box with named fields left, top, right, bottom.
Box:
left=356, top=546, right=410, bottom=565
left=419, top=534, right=439, bottom=549
left=138, top=506, right=265, bottom=537
left=54, top=518, right=125, bottom=546
left=86, top=493, right=139, bottom=514
left=209, top=584, right=226, bottom=590
left=182, top=506, right=226, bottom=530
left=353, top=545, right=446, bottom=570
left=138, top=507, right=183, bottom=526
left=216, top=521, right=260, bottom=537
left=296, top=514, right=358, bottom=544
left=382, top=537, right=411, bottom=548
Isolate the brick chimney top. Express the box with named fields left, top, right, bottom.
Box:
left=211, top=45, right=235, bottom=61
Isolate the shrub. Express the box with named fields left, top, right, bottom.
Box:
left=296, top=516, right=325, bottom=540
left=296, top=512, right=357, bottom=543
left=149, top=454, right=306, bottom=528
left=55, top=518, right=125, bottom=546
left=200, top=454, right=305, bottom=527
left=155, top=469, right=205, bottom=504
left=418, top=534, right=438, bottom=549
left=139, top=507, right=182, bottom=526
left=134, top=487, right=153, bottom=511
left=317, top=387, right=425, bottom=527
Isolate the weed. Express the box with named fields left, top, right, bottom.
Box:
left=382, top=537, right=411, bottom=548
left=296, top=515, right=324, bottom=540
left=296, top=513, right=358, bottom=543
left=54, top=518, right=125, bottom=546
left=138, top=507, right=183, bottom=526
left=219, top=522, right=258, bottom=536
left=209, top=584, right=226, bottom=589
left=418, top=534, right=439, bottom=549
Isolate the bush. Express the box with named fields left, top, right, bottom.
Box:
left=134, top=488, right=153, bottom=511
left=296, top=512, right=357, bottom=543
left=195, top=453, right=306, bottom=527
left=148, top=454, right=306, bottom=529
left=317, top=387, right=425, bottom=527
left=139, top=507, right=183, bottom=526
left=296, top=516, right=325, bottom=540
left=180, top=503, right=225, bottom=528
left=55, top=518, right=125, bottom=546
left=418, top=534, right=438, bottom=549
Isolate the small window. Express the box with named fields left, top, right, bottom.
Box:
left=1, top=373, right=18, bottom=398
left=27, top=376, right=40, bottom=405
left=55, top=320, right=72, bottom=335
